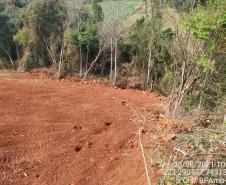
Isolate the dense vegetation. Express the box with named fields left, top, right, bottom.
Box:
left=0, top=0, right=225, bottom=117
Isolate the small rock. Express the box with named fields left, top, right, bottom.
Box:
left=121, top=100, right=126, bottom=105
left=141, top=129, right=146, bottom=135
left=75, top=145, right=82, bottom=152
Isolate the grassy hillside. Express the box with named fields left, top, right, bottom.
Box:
left=100, top=0, right=142, bottom=22
left=100, top=1, right=179, bottom=30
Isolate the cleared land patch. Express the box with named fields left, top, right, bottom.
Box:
left=0, top=71, right=164, bottom=185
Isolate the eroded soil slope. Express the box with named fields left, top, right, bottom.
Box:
left=0, top=71, right=162, bottom=185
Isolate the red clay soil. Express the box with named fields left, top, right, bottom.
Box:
left=0, top=71, right=167, bottom=185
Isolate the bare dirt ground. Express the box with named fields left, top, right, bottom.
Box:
left=0, top=71, right=178, bottom=185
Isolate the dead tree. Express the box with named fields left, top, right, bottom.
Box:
left=0, top=44, right=14, bottom=68
left=167, top=18, right=210, bottom=118
left=105, top=0, right=122, bottom=85
left=82, top=45, right=106, bottom=82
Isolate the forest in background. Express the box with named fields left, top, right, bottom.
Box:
left=0, top=0, right=225, bottom=118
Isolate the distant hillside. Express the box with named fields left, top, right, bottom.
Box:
left=100, top=0, right=142, bottom=22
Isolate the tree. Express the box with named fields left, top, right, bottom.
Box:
left=167, top=0, right=226, bottom=117
left=13, top=0, right=68, bottom=71
left=65, top=0, right=103, bottom=77
left=146, top=0, right=162, bottom=87
left=103, top=0, right=123, bottom=84
left=0, top=0, right=22, bottom=68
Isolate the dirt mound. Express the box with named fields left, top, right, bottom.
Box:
left=115, top=77, right=144, bottom=90
left=29, top=67, right=57, bottom=79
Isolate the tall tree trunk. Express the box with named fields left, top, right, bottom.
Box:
left=147, top=48, right=152, bottom=84
left=16, top=46, right=20, bottom=61
left=42, top=37, right=57, bottom=67
left=86, top=46, right=89, bottom=72
left=17, top=46, right=29, bottom=72
left=79, top=43, right=82, bottom=77
left=58, top=41, right=64, bottom=79
left=114, top=39, right=118, bottom=85
left=77, top=15, right=83, bottom=78
left=101, top=52, right=105, bottom=75
left=110, top=37, right=113, bottom=81
left=191, top=0, right=195, bottom=12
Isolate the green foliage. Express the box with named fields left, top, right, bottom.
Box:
left=0, top=1, right=23, bottom=65
left=160, top=72, right=175, bottom=95
left=181, top=0, right=226, bottom=110
left=126, top=17, right=149, bottom=63
left=13, top=28, right=30, bottom=47
left=25, top=0, right=67, bottom=37
left=185, top=0, right=226, bottom=42
left=125, top=11, right=174, bottom=87
left=65, top=27, right=79, bottom=46
left=90, top=0, right=104, bottom=23
left=27, top=51, right=39, bottom=70
left=154, top=28, right=174, bottom=64
left=67, top=0, right=103, bottom=59
left=196, top=57, right=214, bottom=73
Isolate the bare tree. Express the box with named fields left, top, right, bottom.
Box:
left=82, top=44, right=106, bottom=82
left=110, top=36, right=113, bottom=81
left=146, top=0, right=162, bottom=88
left=167, top=17, right=210, bottom=118
left=104, top=0, right=123, bottom=85
left=0, top=44, right=14, bottom=68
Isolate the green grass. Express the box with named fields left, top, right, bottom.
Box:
left=100, top=0, right=142, bottom=22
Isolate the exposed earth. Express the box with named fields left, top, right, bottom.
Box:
left=0, top=71, right=183, bottom=185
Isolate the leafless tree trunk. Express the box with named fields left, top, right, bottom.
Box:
left=17, top=46, right=30, bottom=72
left=82, top=45, right=105, bottom=82
left=110, top=37, right=113, bottom=81
left=114, top=39, right=118, bottom=85
left=38, top=24, right=57, bottom=67
left=101, top=51, right=106, bottom=75
left=0, top=45, right=14, bottom=68
left=58, top=40, right=64, bottom=79
left=191, top=0, right=195, bottom=12
left=77, top=12, right=83, bottom=78
left=86, top=46, right=89, bottom=72
left=79, top=43, right=83, bottom=77
left=42, top=37, right=57, bottom=66
left=167, top=17, right=208, bottom=118
left=147, top=48, right=154, bottom=84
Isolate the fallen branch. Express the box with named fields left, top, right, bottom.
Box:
left=82, top=45, right=106, bottom=82
left=174, top=147, right=187, bottom=156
